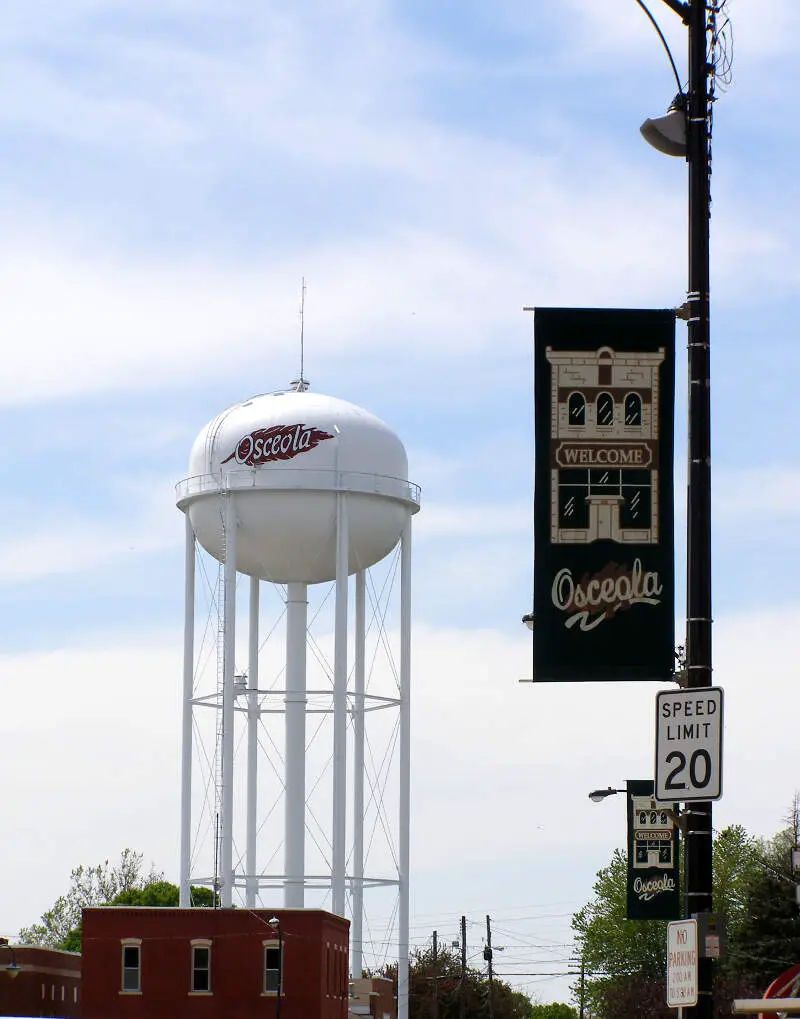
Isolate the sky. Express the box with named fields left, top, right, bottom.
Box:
left=1, top=0, right=799, bottom=1007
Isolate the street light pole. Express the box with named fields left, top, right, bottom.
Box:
left=684, top=1, right=713, bottom=1017
left=640, top=0, right=714, bottom=1012
left=484, top=915, right=495, bottom=1019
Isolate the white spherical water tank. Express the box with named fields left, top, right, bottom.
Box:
left=176, top=387, right=420, bottom=583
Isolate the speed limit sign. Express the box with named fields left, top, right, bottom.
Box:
left=655, top=688, right=723, bottom=802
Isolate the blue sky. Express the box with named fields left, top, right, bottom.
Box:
left=1, top=0, right=799, bottom=1005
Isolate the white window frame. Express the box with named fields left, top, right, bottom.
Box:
left=262, top=939, right=283, bottom=996
left=120, top=938, right=142, bottom=994
left=190, top=939, right=212, bottom=995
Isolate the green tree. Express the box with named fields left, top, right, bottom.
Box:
left=379, top=943, right=535, bottom=1018
left=112, top=880, right=215, bottom=908
left=729, top=797, right=800, bottom=989
left=19, top=849, right=214, bottom=951
left=19, top=848, right=159, bottom=949
left=572, top=848, right=668, bottom=981
left=529, top=1004, right=578, bottom=1019
left=571, top=848, right=669, bottom=1018
left=571, top=825, right=764, bottom=1019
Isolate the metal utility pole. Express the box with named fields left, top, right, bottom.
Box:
left=459, top=916, right=467, bottom=1019
left=683, top=1, right=713, bottom=1017
left=432, top=930, right=439, bottom=1019
left=484, top=915, right=494, bottom=1019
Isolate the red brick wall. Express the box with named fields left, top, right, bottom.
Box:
left=0, top=945, right=81, bottom=1018
left=369, top=977, right=396, bottom=1019
left=82, top=907, right=349, bottom=1019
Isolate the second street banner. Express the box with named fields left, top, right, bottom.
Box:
left=626, top=779, right=680, bottom=921
left=533, top=308, right=675, bottom=682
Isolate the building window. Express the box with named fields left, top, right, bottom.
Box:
left=598, top=349, right=613, bottom=386
left=558, top=469, right=589, bottom=529
left=263, top=941, right=282, bottom=994
left=121, top=941, right=141, bottom=993
left=192, top=943, right=211, bottom=992
left=567, top=392, right=586, bottom=426
left=596, top=392, right=615, bottom=427
left=624, top=392, right=642, bottom=426
left=620, top=470, right=652, bottom=529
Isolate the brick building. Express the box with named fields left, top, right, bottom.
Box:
left=545, top=344, right=666, bottom=545
left=0, top=944, right=81, bottom=1018
left=348, top=977, right=395, bottom=1019
left=81, top=907, right=349, bottom=1019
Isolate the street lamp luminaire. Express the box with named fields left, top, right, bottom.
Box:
left=587, top=787, right=626, bottom=804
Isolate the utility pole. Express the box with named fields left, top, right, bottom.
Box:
left=459, top=916, right=467, bottom=1019
left=484, top=915, right=494, bottom=1019
left=432, top=930, right=439, bottom=1019
left=683, top=1, right=713, bottom=1017
left=569, top=949, right=587, bottom=1019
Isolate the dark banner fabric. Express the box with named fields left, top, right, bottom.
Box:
left=533, top=308, right=675, bottom=682
left=626, top=779, right=680, bottom=921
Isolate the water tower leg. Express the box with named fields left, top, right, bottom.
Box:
left=332, top=493, right=349, bottom=917
left=246, top=576, right=260, bottom=909
left=398, top=517, right=412, bottom=1019
left=285, top=581, right=308, bottom=907
left=351, top=569, right=366, bottom=977
left=179, top=514, right=196, bottom=908
left=220, top=493, right=238, bottom=909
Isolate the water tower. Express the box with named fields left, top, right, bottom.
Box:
left=175, top=382, right=419, bottom=1015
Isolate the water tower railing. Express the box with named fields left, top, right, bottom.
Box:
left=190, top=689, right=401, bottom=713
left=175, top=468, right=421, bottom=509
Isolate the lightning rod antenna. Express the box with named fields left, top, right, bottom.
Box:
left=291, top=278, right=310, bottom=392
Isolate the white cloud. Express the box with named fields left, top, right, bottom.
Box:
left=0, top=213, right=674, bottom=407
left=3, top=601, right=796, bottom=940
left=726, top=0, right=800, bottom=60
left=0, top=477, right=178, bottom=583
left=0, top=0, right=795, bottom=413
left=0, top=639, right=182, bottom=938
left=0, top=56, right=194, bottom=148
left=555, top=0, right=800, bottom=68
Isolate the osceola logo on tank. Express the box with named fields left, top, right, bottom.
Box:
left=221, top=423, right=335, bottom=467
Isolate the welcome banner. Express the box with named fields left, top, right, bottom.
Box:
left=533, top=308, right=675, bottom=682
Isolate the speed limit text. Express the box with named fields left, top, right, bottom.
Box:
left=659, top=695, right=718, bottom=740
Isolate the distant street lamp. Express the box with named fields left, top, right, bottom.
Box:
left=588, top=787, right=626, bottom=804
left=267, top=917, right=283, bottom=1019
left=0, top=938, right=21, bottom=979
left=590, top=782, right=686, bottom=839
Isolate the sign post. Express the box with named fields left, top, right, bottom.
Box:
left=655, top=688, right=723, bottom=802
left=667, top=919, right=699, bottom=1009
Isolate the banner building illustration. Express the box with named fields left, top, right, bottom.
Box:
left=533, top=308, right=675, bottom=682
left=626, top=779, right=680, bottom=921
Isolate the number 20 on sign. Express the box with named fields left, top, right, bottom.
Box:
left=655, top=688, right=724, bottom=802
